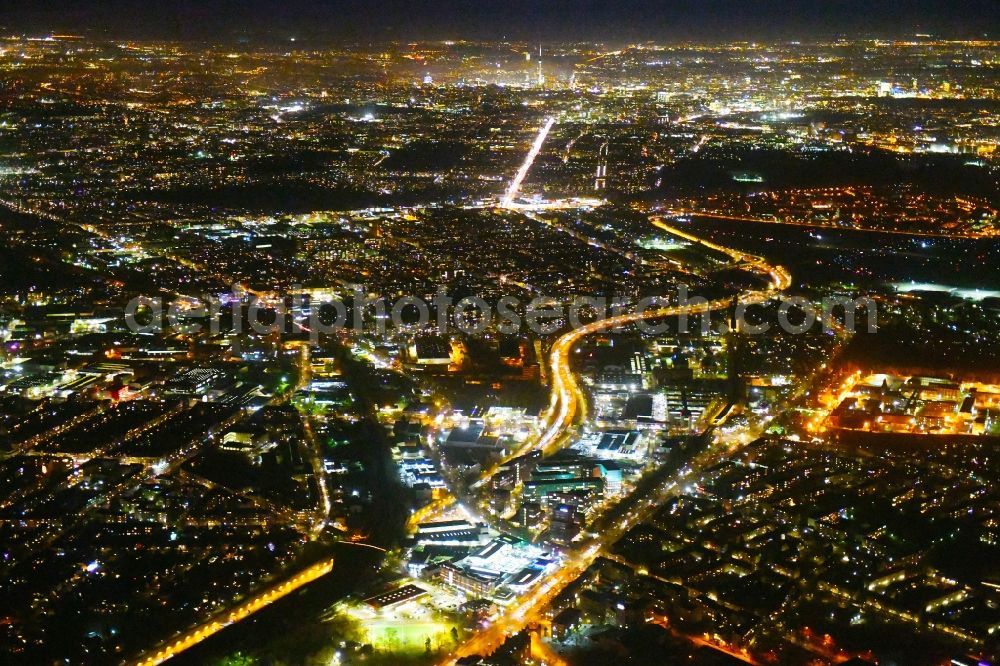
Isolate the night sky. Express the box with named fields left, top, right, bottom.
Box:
left=2, top=0, right=999, bottom=42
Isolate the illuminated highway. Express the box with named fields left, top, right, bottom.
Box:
left=131, top=206, right=791, bottom=666
left=445, top=219, right=792, bottom=662
left=133, top=558, right=335, bottom=666
left=501, top=116, right=556, bottom=208
left=528, top=216, right=791, bottom=456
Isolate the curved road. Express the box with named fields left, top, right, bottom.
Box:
left=446, top=218, right=791, bottom=663
left=531, top=216, right=791, bottom=455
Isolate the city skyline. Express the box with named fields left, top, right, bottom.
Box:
left=1, top=15, right=999, bottom=666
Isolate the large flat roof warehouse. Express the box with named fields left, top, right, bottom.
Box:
left=364, top=584, right=428, bottom=610
left=461, top=535, right=552, bottom=578
left=417, top=519, right=477, bottom=533
left=509, top=567, right=543, bottom=588
left=474, top=539, right=508, bottom=560
left=415, top=527, right=489, bottom=546
left=597, top=430, right=640, bottom=452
